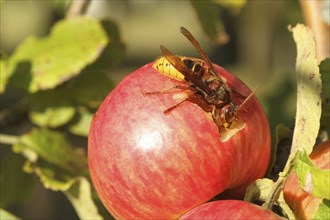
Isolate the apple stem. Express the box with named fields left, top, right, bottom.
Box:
left=261, top=176, right=285, bottom=209
left=262, top=151, right=296, bottom=210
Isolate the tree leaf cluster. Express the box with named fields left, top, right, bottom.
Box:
left=1, top=16, right=125, bottom=219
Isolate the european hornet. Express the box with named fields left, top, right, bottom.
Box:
left=149, top=27, right=257, bottom=130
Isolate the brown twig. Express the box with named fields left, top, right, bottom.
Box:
left=66, top=0, right=92, bottom=19
left=300, top=0, right=330, bottom=63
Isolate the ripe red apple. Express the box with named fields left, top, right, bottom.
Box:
left=283, top=141, right=330, bottom=219
left=88, top=62, right=271, bottom=219
left=179, top=200, right=282, bottom=219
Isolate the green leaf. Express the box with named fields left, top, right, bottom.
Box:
left=289, top=24, right=322, bottom=155
left=320, top=58, right=330, bottom=132
left=7, top=17, right=108, bottom=92
left=0, top=153, right=34, bottom=208
left=68, top=107, right=94, bottom=137
left=294, top=150, right=330, bottom=199
left=13, top=128, right=87, bottom=174
left=70, top=71, right=114, bottom=108
left=23, top=160, right=79, bottom=191
left=8, top=128, right=108, bottom=218
left=190, top=0, right=229, bottom=44
left=28, top=89, right=76, bottom=128
left=64, top=177, right=105, bottom=220
left=314, top=199, right=330, bottom=220
left=11, top=128, right=88, bottom=191
left=0, top=209, right=20, bottom=220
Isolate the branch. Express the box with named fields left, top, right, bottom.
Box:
left=0, top=134, right=19, bottom=145
left=66, top=0, right=92, bottom=19
left=300, top=0, right=330, bottom=63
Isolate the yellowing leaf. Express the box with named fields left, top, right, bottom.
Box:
left=10, top=128, right=111, bottom=218
left=22, top=161, right=79, bottom=191
left=294, top=150, right=330, bottom=199
left=28, top=89, right=76, bottom=128
left=7, top=17, right=108, bottom=92
left=65, top=177, right=105, bottom=220
left=13, top=128, right=87, bottom=174
left=12, top=128, right=88, bottom=192
left=68, top=107, right=94, bottom=137
left=289, top=24, right=322, bottom=155
left=0, top=209, right=20, bottom=220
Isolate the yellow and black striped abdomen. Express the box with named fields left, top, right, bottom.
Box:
left=153, top=56, right=185, bottom=81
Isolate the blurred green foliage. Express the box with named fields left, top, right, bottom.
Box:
left=1, top=6, right=124, bottom=219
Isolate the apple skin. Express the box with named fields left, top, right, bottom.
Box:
left=283, top=141, right=330, bottom=220
left=88, top=62, right=271, bottom=219
left=179, top=200, right=282, bottom=219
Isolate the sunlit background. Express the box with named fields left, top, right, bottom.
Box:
left=1, top=0, right=304, bottom=219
